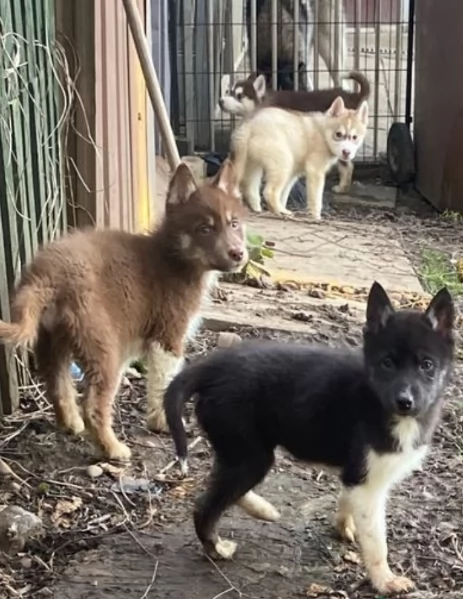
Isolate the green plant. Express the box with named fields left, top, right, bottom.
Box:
left=244, top=231, right=275, bottom=279
left=419, top=248, right=463, bottom=296
left=441, top=209, right=463, bottom=223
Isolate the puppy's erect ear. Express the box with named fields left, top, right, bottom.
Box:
left=366, top=281, right=395, bottom=332
left=211, top=158, right=239, bottom=198
left=356, top=100, right=369, bottom=126
left=326, top=96, right=345, bottom=118
left=167, top=163, right=197, bottom=205
left=424, top=287, right=455, bottom=336
left=253, top=74, right=267, bottom=99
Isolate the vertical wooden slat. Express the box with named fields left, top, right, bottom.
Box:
left=26, top=0, right=48, bottom=246
left=0, top=0, right=65, bottom=415
left=9, top=0, right=33, bottom=267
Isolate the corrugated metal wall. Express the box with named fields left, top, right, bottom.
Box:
left=55, top=0, right=156, bottom=233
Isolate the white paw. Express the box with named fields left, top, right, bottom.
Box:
left=279, top=208, right=293, bottom=217
left=147, top=410, right=169, bottom=434
left=332, top=184, right=348, bottom=194
left=104, top=441, right=132, bottom=462
left=372, top=573, right=415, bottom=595
left=61, top=415, right=86, bottom=436
left=214, top=538, right=238, bottom=560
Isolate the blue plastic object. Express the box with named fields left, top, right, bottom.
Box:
left=70, top=362, right=84, bottom=382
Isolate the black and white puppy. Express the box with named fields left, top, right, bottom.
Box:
left=164, top=282, right=455, bottom=595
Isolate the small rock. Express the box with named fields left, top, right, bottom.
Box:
left=217, top=332, right=242, bottom=348
left=308, top=288, right=325, bottom=299
left=0, top=506, right=43, bottom=555
left=20, top=557, right=32, bottom=569
left=291, top=311, right=313, bottom=323
left=87, top=465, right=104, bottom=478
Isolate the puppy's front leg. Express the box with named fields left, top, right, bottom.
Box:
left=346, top=485, right=415, bottom=595
left=146, top=342, right=184, bottom=433
left=305, top=170, right=326, bottom=220
left=332, top=160, right=354, bottom=194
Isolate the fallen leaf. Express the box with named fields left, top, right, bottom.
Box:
left=307, top=583, right=332, bottom=597
left=51, top=497, right=83, bottom=525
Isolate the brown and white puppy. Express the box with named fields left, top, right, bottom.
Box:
left=0, top=161, right=248, bottom=461
left=231, top=96, right=368, bottom=218
left=220, top=71, right=370, bottom=194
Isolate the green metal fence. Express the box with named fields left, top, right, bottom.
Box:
left=0, top=0, right=66, bottom=415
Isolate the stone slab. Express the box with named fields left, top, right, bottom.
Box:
left=247, top=213, right=423, bottom=294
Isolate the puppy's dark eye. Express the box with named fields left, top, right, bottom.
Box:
left=381, top=357, right=395, bottom=370
left=352, top=134, right=358, bottom=142
left=230, top=219, right=239, bottom=229
left=335, top=131, right=344, bottom=140
left=198, top=224, right=212, bottom=235
left=236, top=93, right=242, bottom=100
left=420, top=359, right=434, bottom=372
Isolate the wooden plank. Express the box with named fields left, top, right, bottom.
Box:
left=26, top=0, right=48, bottom=246
left=0, top=0, right=20, bottom=415
left=41, top=0, right=63, bottom=240
left=9, top=0, right=33, bottom=267
left=73, top=0, right=97, bottom=229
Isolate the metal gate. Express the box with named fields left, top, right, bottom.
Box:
left=168, top=0, right=414, bottom=162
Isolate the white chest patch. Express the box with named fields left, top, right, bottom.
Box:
left=366, top=418, right=428, bottom=493
left=185, top=271, right=218, bottom=341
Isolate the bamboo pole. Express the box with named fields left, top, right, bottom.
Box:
left=121, top=0, right=180, bottom=170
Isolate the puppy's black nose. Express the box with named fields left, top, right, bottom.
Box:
left=228, top=248, right=244, bottom=262
left=396, top=393, right=414, bottom=414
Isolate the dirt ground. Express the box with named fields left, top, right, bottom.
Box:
left=1, top=197, right=463, bottom=599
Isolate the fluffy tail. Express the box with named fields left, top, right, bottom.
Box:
left=163, top=364, right=202, bottom=476
left=0, top=281, right=52, bottom=346
left=344, top=71, right=371, bottom=101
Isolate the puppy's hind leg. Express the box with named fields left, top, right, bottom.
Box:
left=195, top=450, right=274, bottom=560
left=241, top=165, right=263, bottom=213
left=263, top=170, right=294, bottom=216
left=35, top=327, right=85, bottom=436
left=278, top=177, right=298, bottom=213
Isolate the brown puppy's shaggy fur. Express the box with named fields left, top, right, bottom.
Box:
left=0, top=160, right=248, bottom=460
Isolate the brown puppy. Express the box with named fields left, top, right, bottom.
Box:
left=0, top=160, right=248, bottom=460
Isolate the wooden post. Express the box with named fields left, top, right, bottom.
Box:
left=121, top=0, right=180, bottom=170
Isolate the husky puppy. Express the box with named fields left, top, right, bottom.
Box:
left=219, top=72, right=370, bottom=119
left=231, top=96, right=368, bottom=218
left=0, top=161, right=248, bottom=460
left=164, top=281, right=455, bottom=595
